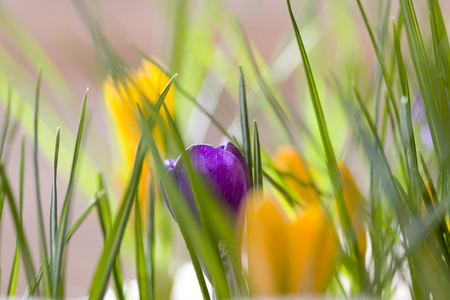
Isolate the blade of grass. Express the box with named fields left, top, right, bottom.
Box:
left=0, top=165, right=36, bottom=285
left=19, top=133, right=24, bottom=222
left=253, top=121, right=262, bottom=191
left=160, top=102, right=231, bottom=299
left=7, top=133, right=24, bottom=297
left=0, top=189, right=4, bottom=290
left=239, top=65, right=253, bottom=187
left=24, top=193, right=101, bottom=296
left=88, top=74, right=176, bottom=300
left=162, top=104, right=231, bottom=298
left=50, top=127, right=60, bottom=272
left=147, top=179, right=156, bottom=300
left=7, top=238, right=19, bottom=296
left=134, top=74, right=219, bottom=299
left=355, top=0, right=399, bottom=124
left=135, top=193, right=150, bottom=300
left=33, top=66, right=52, bottom=298
left=65, top=195, right=100, bottom=243
left=0, top=80, right=12, bottom=161
left=286, top=0, right=359, bottom=258
left=139, top=107, right=211, bottom=300
left=351, top=84, right=412, bottom=213
left=52, top=90, right=88, bottom=297
left=88, top=138, right=145, bottom=300
left=96, top=174, right=124, bottom=300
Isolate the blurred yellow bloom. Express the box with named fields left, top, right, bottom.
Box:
left=421, top=182, right=437, bottom=220
left=337, top=161, right=366, bottom=260
left=272, top=146, right=319, bottom=204
left=103, top=59, right=174, bottom=206
left=247, top=194, right=339, bottom=296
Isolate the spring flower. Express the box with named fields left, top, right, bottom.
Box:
left=272, top=145, right=319, bottom=204
left=421, top=182, right=437, bottom=219
left=337, top=161, right=366, bottom=260
left=246, top=194, right=339, bottom=295
left=163, top=142, right=251, bottom=219
left=103, top=59, right=174, bottom=206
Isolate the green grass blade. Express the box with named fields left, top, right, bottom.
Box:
left=0, top=189, right=4, bottom=291
left=0, top=165, right=36, bottom=285
left=28, top=194, right=100, bottom=296
left=96, top=173, right=124, bottom=300
left=0, top=80, right=12, bottom=161
left=135, top=194, right=150, bottom=300
left=239, top=65, right=253, bottom=187
left=253, top=121, right=262, bottom=191
left=355, top=0, right=399, bottom=124
left=88, top=142, right=145, bottom=300
left=7, top=133, right=25, bottom=297
left=88, top=73, right=176, bottom=300
left=33, top=66, right=52, bottom=298
left=19, top=133, right=24, bottom=221
left=24, top=193, right=100, bottom=296
left=147, top=181, right=156, bottom=300
left=96, top=174, right=112, bottom=237
left=133, top=73, right=213, bottom=299
left=160, top=102, right=230, bottom=299
left=50, top=127, right=60, bottom=271
left=160, top=93, right=245, bottom=296
left=65, top=195, right=99, bottom=243
left=7, top=239, right=20, bottom=296
left=52, top=90, right=87, bottom=297
left=159, top=99, right=229, bottom=298
left=139, top=109, right=211, bottom=300
left=286, top=0, right=358, bottom=256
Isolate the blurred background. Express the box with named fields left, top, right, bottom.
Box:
left=0, top=0, right=449, bottom=297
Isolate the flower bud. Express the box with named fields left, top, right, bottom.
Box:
left=163, top=142, right=251, bottom=219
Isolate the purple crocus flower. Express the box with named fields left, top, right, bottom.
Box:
left=163, top=142, right=251, bottom=219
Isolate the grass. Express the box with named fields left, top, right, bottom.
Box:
left=0, top=0, right=450, bottom=299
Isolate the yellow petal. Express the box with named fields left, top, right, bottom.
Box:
left=337, top=161, right=366, bottom=260
left=247, top=195, right=339, bottom=296
left=103, top=59, right=174, bottom=207
left=272, top=146, right=319, bottom=204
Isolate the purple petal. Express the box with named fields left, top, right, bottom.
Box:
left=218, top=142, right=251, bottom=190
left=164, top=143, right=251, bottom=219
left=160, top=180, right=175, bottom=219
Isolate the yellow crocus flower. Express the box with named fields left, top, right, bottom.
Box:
left=103, top=59, right=174, bottom=207
left=247, top=194, right=339, bottom=296
left=337, top=161, right=366, bottom=260
left=272, top=146, right=320, bottom=204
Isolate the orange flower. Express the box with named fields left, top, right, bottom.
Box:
left=337, top=161, right=366, bottom=260
left=103, top=59, right=174, bottom=207
left=272, top=146, right=319, bottom=204
left=421, top=182, right=437, bottom=219
left=247, top=194, right=339, bottom=295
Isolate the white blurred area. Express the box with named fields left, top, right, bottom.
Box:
left=103, top=262, right=208, bottom=300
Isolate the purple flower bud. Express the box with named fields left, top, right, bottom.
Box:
left=163, top=142, right=251, bottom=220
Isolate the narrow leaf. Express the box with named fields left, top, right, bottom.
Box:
left=239, top=65, right=253, bottom=187
left=0, top=80, right=12, bottom=160
left=253, top=121, right=263, bottom=191
left=33, top=66, right=52, bottom=298
left=135, top=194, right=149, bottom=300
left=52, top=90, right=88, bottom=297
left=50, top=127, right=60, bottom=272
